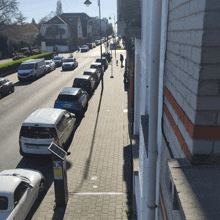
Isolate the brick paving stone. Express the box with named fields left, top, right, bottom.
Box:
left=31, top=50, right=136, bottom=220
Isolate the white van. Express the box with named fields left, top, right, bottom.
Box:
left=19, top=108, right=76, bottom=156
left=17, top=59, right=46, bottom=81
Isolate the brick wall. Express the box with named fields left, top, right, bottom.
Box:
left=163, top=0, right=220, bottom=164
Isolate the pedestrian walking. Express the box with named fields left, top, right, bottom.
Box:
left=120, top=54, right=124, bottom=67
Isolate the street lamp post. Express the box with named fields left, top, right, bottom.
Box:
left=84, top=0, right=103, bottom=80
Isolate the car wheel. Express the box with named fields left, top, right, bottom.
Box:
left=11, top=86, right=14, bottom=93
left=0, top=92, right=2, bottom=99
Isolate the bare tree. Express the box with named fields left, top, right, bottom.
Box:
left=0, top=0, right=19, bottom=29
left=38, top=11, right=56, bottom=28
left=15, top=11, right=27, bottom=26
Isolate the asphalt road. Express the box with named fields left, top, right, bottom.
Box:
left=0, top=46, right=102, bottom=172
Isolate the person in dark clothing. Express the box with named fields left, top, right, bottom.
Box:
left=120, top=54, right=124, bottom=67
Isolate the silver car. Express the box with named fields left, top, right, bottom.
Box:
left=0, top=169, right=45, bottom=220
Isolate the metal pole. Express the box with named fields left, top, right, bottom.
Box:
left=110, top=49, right=114, bottom=78
left=99, top=0, right=103, bottom=79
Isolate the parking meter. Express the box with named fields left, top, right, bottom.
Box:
left=48, top=143, right=68, bottom=207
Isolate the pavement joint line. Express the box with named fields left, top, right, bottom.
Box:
left=48, top=192, right=127, bottom=195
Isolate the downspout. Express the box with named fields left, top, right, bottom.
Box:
left=146, top=0, right=162, bottom=219
left=155, top=0, right=170, bottom=219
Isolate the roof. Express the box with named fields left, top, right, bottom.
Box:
left=22, top=59, right=44, bottom=64
left=60, top=13, right=91, bottom=20
left=60, top=87, right=80, bottom=95
left=84, top=69, right=97, bottom=73
left=45, top=16, right=67, bottom=25
left=22, top=108, right=66, bottom=126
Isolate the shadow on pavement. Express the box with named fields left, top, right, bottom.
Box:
left=74, top=77, right=104, bottom=192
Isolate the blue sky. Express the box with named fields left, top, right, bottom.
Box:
left=18, top=0, right=117, bottom=23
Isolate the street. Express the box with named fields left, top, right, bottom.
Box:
left=0, top=47, right=100, bottom=172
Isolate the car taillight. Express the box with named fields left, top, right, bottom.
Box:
left=55, top=100, right=58, bottom=104
left=75, top=101, right=81, bottom=105
left=55, top=136, right=59, bottom=145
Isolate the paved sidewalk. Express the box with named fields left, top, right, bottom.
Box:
left=31, top=50, right=134, bottom=220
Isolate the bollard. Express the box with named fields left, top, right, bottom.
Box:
left=48, top=143, right=69, bottom=207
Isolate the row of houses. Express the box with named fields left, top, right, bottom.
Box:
left=118, top=0, right=220, bottom=219
left=40, top=13, right=113, bottom=52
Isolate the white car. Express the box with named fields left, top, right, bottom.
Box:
left=45, top=60, right=56, bottom=73
left=0, top=169, right=45, bottom=220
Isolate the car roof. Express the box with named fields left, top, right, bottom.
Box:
left=0, top=176, right=21, bottom=194
left=22, top=108, right=66, bottom=126
left=96, top=57, right=106, bottom=60
left=84, top=68, right=97, bottom=73
left=75, top=75, right=91, bottom=79
left=90, top=62, right=101, bottom=66
left=60, top=87, right=80, bottom=95
left=53, top=56, right=63, bottom=59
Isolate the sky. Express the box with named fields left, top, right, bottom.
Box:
left=18, top=0, right=117, bottom=24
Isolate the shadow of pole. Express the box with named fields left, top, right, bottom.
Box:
left=74, top=77, right=104, bottom=192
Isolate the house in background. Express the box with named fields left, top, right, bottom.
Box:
left=40, top=15, right=83, bottom=52
left=120, top=0, right=220, bottom=219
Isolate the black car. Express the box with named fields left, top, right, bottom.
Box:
left=95, top=57, right=108, bottom=70
left=52, top=56, right=64, bottom=67
left=102, top=52, right=112, bottom=63
left=0, top=77, right=14, bottom=99
left=83, top=68, right=101, bottom=85
left=72, top=75, right=96, bottom=95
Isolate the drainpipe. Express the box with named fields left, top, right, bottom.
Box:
left=146, top=0, right=162, bottom=219
left=155, top=0, right=169, bottom=219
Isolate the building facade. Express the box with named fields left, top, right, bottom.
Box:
left=120, top=0, right=220, bottom=219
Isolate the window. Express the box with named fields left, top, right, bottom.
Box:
left=0, top=196, right=8, bottom=210
left=58, top=94, right=78, bottom=102
left=14, top=182, right=28, bottom=207
left=20, top=126, right=57, bottom=139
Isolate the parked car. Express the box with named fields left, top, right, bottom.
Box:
left=62, top=58, right=78, bottom=71
left=95, top=57, right=108, bottom=70
left=83, top=68, right=101, bottom=85
left=80, top=45, right=89, bottom=52
left=52, top=56, right=64, bottom=67
left=45, top=60, right=56, bottom=73
left=86, top=43, right=93, bottom=49
left=18, top=59, right=46, bottom=81
left=0, top=168, right=45, bottom=220
left=72, top=75, right=96, bottom=95
left=95, top=40, right=100, bottom=46
left=0, top=77, right=14, bottom=99
left=54, top=87, right=89, bottom=117
left=19, top=108, right=76, bottom=156
left=102, top=52, right=112, bottom=63
left=90, top=62, right=104, bottom=74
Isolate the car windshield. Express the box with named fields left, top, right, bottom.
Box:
left=91, top=65, right=100, bottom=68
left=63, top=58, right=74, bottom=62
left=74, top=78, right=89, bottom=85
left=53, top=57, right=62, bottom=60
left=82, top=45, right=87, bottom=48
left=20, top=126, right=57, bottom=139
left=19, top=64, right=35, bottom=70
left=58, top=94, right=78, bottom=102
left=0, top=196, right=8, bottom=210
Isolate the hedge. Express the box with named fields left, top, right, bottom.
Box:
left=0, top=52, right=54, bottom=77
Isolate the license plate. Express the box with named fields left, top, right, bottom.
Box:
left=26, top=145, right=39, bottom=149
left=62, top=104, right=72, bottom=108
